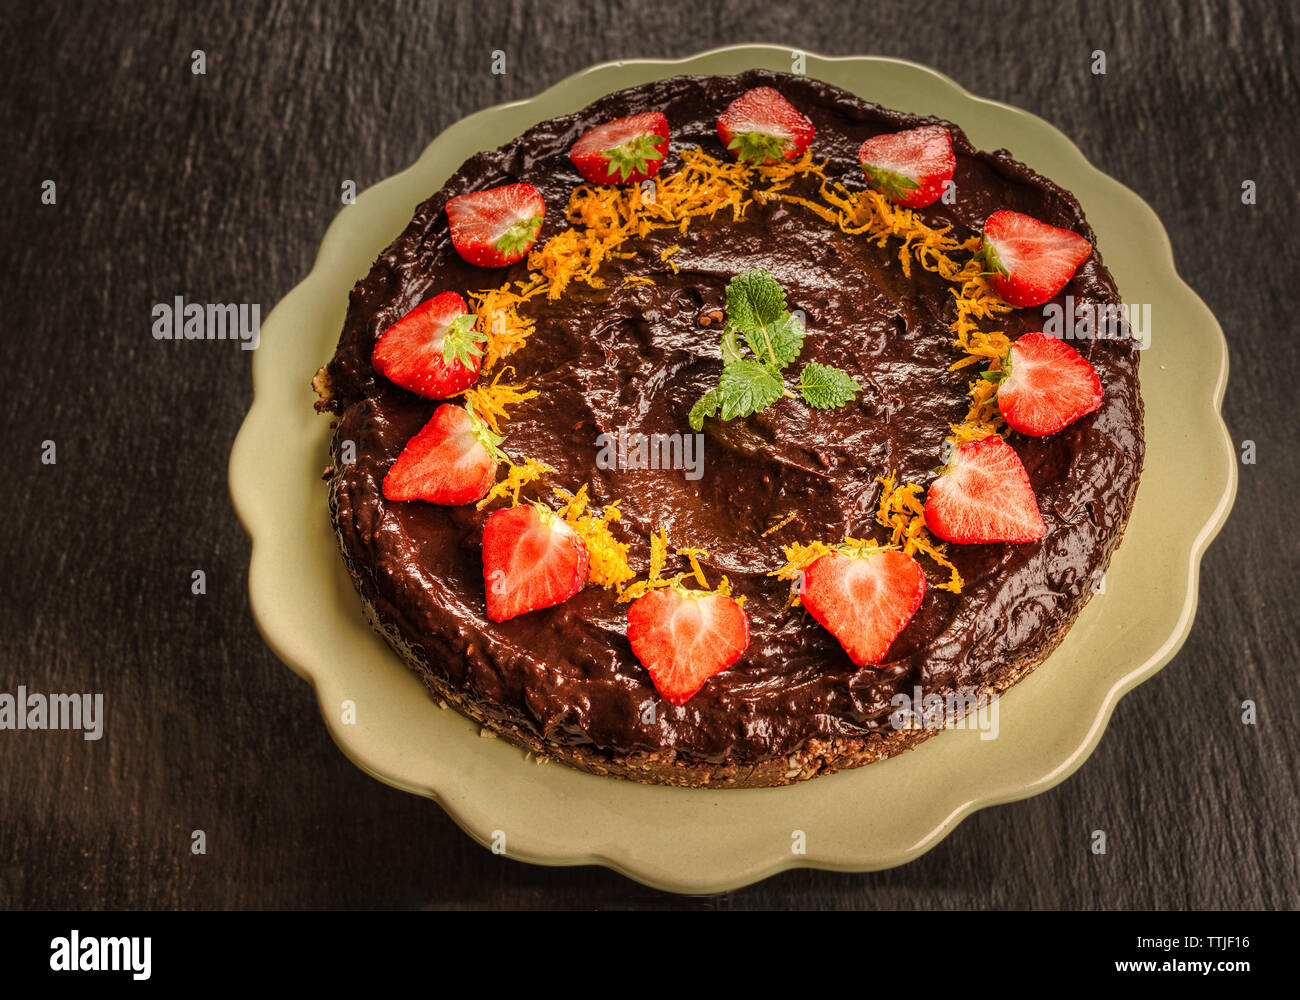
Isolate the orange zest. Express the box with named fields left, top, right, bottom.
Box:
left=767, top=173, right=1016, bottom=446
left=459, top=366, right=539, bottom=436
left=468, top=278, right=543, bottom=372
left=617, top=528, right=742, bottom=605
left=874, top=471, right=962, bottom=594
left=551, top=484, right=635, bottom=590
left=476, top=457, right=551, bottom=510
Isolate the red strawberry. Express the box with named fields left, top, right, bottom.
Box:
left=382, top=402, right=504, bottom=506
left=626, top=587, right=749, bottom=705
left=481, top=504, right=589, bottom=622
left=716, top=86, right=815, bottom=165
left=801, top=549, right=926, bottom=667
left=569, top=112, right=670, bottom=186
left=924, top=436, right=1046, bottom=544
left=372, top=291, right=484, bottom=399
left=445, top=183, right=545, bottom=268
left=857, top=125, right=956, bottom=209
left=979, top=210, right=1092, bottom=307
left=990, top=332, right=1103, bottom=436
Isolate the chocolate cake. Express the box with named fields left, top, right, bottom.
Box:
left=313, top=70, right=1144, bottom=788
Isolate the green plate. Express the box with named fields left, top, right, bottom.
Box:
left=229, top=45, right=1235, bottom=893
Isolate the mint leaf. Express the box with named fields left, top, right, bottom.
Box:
left=717, top=360, right=784, bottom=421
left=725, top=269, right=805, bottom=369
left=798, top=362, right=859, bottom=410
left=725, top=269, right=787, bottom=333
left=688, top=388, right=719, bottom=432
left=441, top=313, right=485, bottom=369
left=719, top=327, right=745, bottom=365
left=742, top=311, right=805, bottom=370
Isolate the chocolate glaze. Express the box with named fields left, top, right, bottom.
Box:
left=322, top=70, right=1144, bottom=765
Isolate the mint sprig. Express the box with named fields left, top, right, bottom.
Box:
left=688, top=268, right=860, bottom=431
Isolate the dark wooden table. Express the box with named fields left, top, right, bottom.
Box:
left=2, top=0, right=1296, bottom=909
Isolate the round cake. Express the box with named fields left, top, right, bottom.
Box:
left=313, top=69, right=1144, bottom=788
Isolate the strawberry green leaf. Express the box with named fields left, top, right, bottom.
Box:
left=974, top=239, right=1009, bottom=278
left=494, top=215, right=543, bottom=256
left=860, top=163, right=920, bottom=202
left=727, top=131, right=791, bottom=165
left=798, top=362, right=859, bottom=410
left=441, top=313, right=485, bottom=369
left=463, top=398, right=508, bottom=464
left=600, top=134, right=667, bottom=181
left=979, top=350, right=1013, bottom=384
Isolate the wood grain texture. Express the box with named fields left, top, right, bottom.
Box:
left=0, top=0, right=1295, bottom=909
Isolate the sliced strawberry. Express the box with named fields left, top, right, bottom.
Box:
left=989, top=332, right=1103, bottom=436
left=570, top=112, right=670, bottom=186
left=801, top=549, right=925, bottom=667
left=372, top=291, right=484, bottom=399
left=979, top=210, right=1092, bottom=307
left=716, top=86, right=815, bottom=165
left=924, top=436, right=1046, bottom=544
left=382, top=402, right=504, bottom=506
left=626, top=587, right=749, bottom=705
left=857, top=125, right=955, bottom=209
left=445, top=183, right=545, bottom=268
left=481, top=504, right=589, bottom=622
